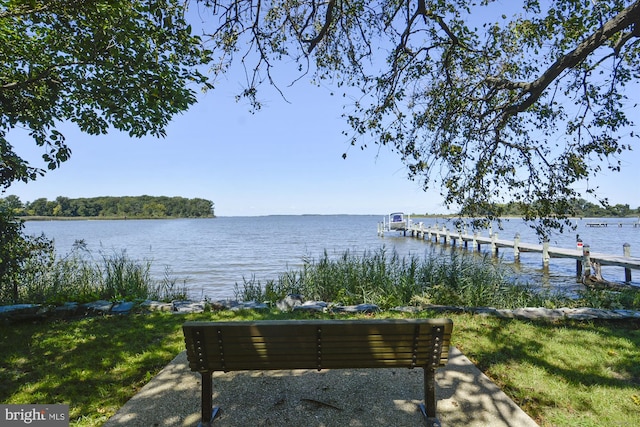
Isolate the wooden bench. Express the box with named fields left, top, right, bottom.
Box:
left=183, top=318, right=453, bottom=426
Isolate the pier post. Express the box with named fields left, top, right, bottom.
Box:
left=445, top=227, right=450, bottom=246
left=490, top=232, right=498, bottom=256
left=513, top=233, right=520, bottom=262
left=473, top=232, right=479, bottom=251
left=623, top=243, right=632, bottom=282
left=463, top=226, right=469, bottom=249
left=576, top=236, right=583, bottom=279
left=582, top=244, right=591, bottom=280
left=542, top=239, right=550, bottom=268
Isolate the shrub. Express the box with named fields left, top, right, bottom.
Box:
left=0, top=204, right=54, bottom=303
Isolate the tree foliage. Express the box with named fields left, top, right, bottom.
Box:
left=1, top=1, right=213, bottom=297
left=493, top=198, right=639, bottom=218
left=196, top=0, right=640, bottom=235
left=0, top=200, right=53, bottom=303
left=2, top=195, right=215, bottom=218
left=0, top=0, right=211, bottom=189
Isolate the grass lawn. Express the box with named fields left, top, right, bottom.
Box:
left=452, top=315, right=640, bottom=427
left=1, top=310, right=639, bottom=426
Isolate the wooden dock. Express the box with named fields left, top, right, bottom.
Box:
left=377, top=219, right=640, bottom=283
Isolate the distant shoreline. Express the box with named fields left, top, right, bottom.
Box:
left=18, top=214, right=640, bottom=222
left=21, top=216, right=215, bottom=221
left=409, top=214, right=640, bottom=220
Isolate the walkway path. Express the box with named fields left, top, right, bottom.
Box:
left=104, top=347, right=539, bottom=427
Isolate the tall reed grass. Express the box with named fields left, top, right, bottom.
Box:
left=235, top=247, right=575, bottom=309
left=3, top=242, right=187, bottom=305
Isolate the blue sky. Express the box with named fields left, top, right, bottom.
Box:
left=5, top=6, right=640, bottom=217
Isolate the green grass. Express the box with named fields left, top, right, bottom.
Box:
left=1, top=311, right=638, bottom=427
left=452, top=315, right=640, bottom=426
left=0, top=313, right=183, bottom=425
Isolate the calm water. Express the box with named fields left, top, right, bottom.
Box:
left=23, top=215, right=640, bottom=300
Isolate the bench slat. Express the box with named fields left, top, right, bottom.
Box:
left=195, top=341, right=448, bottom=357
left=184, top=319, right=452, bottom=372
left=192, top=321, right=438, bottom=337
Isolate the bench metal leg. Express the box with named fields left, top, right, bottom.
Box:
left=198, top=407, right=219, bottom=427
left=419, top=368, right=441, bottom=427
left=418, top=404, right=441, bottom=427
left=199, top=371, right=220, bottom=426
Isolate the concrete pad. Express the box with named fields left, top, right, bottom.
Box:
left=104, top=347, right=538, bottom=427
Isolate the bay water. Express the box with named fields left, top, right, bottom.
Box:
left=23, top=215, right=640, bottom=300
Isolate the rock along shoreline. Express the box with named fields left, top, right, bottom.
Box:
left=1, top=294, right=639, bottom=323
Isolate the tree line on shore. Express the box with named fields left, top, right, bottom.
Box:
left=456, top=199, right=640, bottom=219
left=0, top=195, right=215, bottom=218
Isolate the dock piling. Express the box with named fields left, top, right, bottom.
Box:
left=514, top=233, right=521, bottom=262
left=543, top=240, right=550, bottom=268
left=582, top=244, right=592, bottom=280
left=624, top=243, right=632, bottom=282
left=576, top=236, right=583, bottom=279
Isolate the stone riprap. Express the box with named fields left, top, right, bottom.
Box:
left=1, top=296, right=639, bottom=323
left=395, top=305, right=640, bottom=321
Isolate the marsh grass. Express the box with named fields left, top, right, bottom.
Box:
left=1, top=311, right=638, bottom=427
left=101, top=252, right=152, bottom=301
left=576, top=287, right=640, bottom=310
left=5, top=245, right=187, bottom=305
left=235, top=247, right=573, bottom=309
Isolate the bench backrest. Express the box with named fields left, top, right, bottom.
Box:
left=183, top=318, right=453, bottom=372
